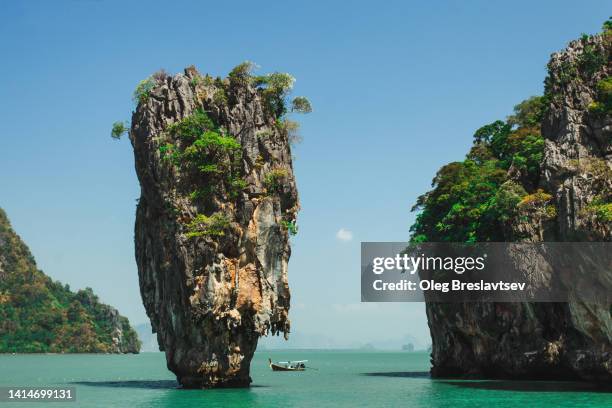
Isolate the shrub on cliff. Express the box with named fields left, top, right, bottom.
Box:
left=227, top=62, right=312, bottom=138
left=111, top=121, right=128, bottom=139
left=255, top=72, right=296, bottom=117
left=264, top=168, right=289, bottom=194
left=578, top=35, right=607, bottom=77
left=167, top=109, right=216, bottom=141
left=280, top=220, right=298, bottom=236
left=291, top=96, right=312, bottom=113
left=588, top=76, right=612, bottom=114
left=507, top=96, right=547, bottom=128
left=133, top=76, right=156, bottom=104
left=228, top=61, right=257, bottom=86
left=604, top=17, right=612, bottom=32
left=584, top=201, right=612, bottom=222
left=185, top=212, right=230, bottom=238
left=160, top=109, right=245, bottom=200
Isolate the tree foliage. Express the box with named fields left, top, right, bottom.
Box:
left=133, top=76, right=156, bottom=104
left=280, top=220, right=299, bottom=236
left=0, top=209, right=140, bottom=353
left=264, top=168, right=289, bottom=194
left=411, top=97, right=548, bottom=243
left=160, top=109, right=245, bottom=200
left=507, top=96, right=547, bottom=128
left=111, top=121, right=128, bottom=140
left=604, top=16, right=612, bottom=32
left=185, top=212, right=230, bottom=238
left=291, top=96, right=312, bottom=113
left=256, top=72, right=296, bottom=117
left=588, top=76, right=612, bottom=114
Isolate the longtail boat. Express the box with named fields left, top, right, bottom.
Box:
left=268, top=358, right=308, bottom=371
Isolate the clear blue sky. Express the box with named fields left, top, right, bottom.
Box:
left=1, top=0, right=608, bottom=348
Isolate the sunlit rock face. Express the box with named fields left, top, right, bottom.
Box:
left=427, top=32, right=612, bottom=382
left=130, top=66, right=299, bottom=388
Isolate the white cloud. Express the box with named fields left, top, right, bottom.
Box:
left=336, top=228, right=353, bottom=242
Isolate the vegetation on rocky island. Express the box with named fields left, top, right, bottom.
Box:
left=185, top=212, right=231, bottom=238
left=132, top=76, right=156, bottom=104
left=159, top=109, right=245, bottom=203
left=545, top=19, right=611, bottom=103
left=410, top=96, right=549, bottom=243
left=116, top=62, right=309, bottom=241
left=573, top=157, right=612, bottom=223
left=263, top=168, right=289, bottom=194
left=280, top=220, right=299, bottom=236
left=226, top=61, right=311, bottom=144
left=110, top=121, right=128, bottom=139
left=588, top=76, right=612, bottom=114
left=0, top=209, right=140, bottom=353
left=412, top=19, right=611, bottom=243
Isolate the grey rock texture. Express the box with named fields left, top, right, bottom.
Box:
left=427, top=32, right=611, bottom=382
left=130, top=66, right=299, bottom=388
left=542, top=33, right=612, bottom=240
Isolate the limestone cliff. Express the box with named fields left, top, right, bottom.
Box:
left=129, top=65, right=301, bottom=387
left=414, top=27, right=611, bottom=381
left=0, top=208, right=140, bottom=353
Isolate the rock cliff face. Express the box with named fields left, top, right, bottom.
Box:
left=0, top=208, right=140, bottom=353
left=424, top=31, right=611, bottom=381
left=130, top=66, right=299, bottom=388
left=541, top=33, right=611, bottom=240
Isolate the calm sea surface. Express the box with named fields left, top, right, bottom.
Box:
left=1, top=351, right=611, bottom=407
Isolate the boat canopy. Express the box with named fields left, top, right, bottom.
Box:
left=276, top=360, right=308, bottom=364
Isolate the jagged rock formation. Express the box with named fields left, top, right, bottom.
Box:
left=541, top=33, right=611, bottom=240
left=130, top=66, right=299, bottom=388
left=0, top=208, right=140, bottom=353
left=420, top=29, right=611, bottom=381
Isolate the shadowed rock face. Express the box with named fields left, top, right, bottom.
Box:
left=130, top=66, right=299, bottom=388
left=427, top=33, right=611, bottom=381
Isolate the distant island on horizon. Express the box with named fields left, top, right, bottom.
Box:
left=135, top=322, right=428, bottom=353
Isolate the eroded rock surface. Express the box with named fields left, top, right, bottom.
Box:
left=426, top=32, right=611, bottom=381
left=130, top=67, right=299, bottom=388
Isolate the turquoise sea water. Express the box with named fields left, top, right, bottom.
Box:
left=1, top=351, right=611, bottom=407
